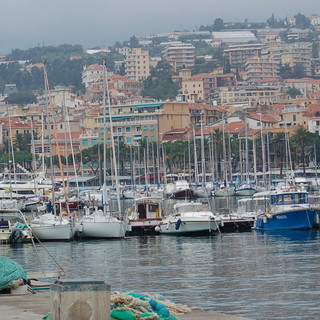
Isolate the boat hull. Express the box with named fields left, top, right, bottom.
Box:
left=30, top=224, right=74, bottom=241
left=253, top=209, right=319, bottom=230
left=127, top=219, right=162, bottom=235
left=235, top=188, right=256, bottom=197
left=158, top=220, right=219, bottom=235
left=76, top=221, right=126, bottom=239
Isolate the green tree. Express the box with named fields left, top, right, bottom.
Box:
left=5, top=92, right=36, bottom=104
left=129, top=35, right=140, bottom=48
left=212, top=18, right=224, bottom=31
left=290, top=127, right=311, bottom=175
left=292, top=63, right=306, bottom=78
left=141, top=60, right=179, bottom=100
left=270, top=132, right=286, bottom=175
left=286, top=87, right=302, bottom=98
left=279, top=63, right=293, bottom=79
left=294, top=13, right=311, bottom=29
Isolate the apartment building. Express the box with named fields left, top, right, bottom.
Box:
left=180, top=73, right=237, bottom=102
left=264, top=42, right=312, bottom=76
left=180, top=77, right=204, bottom=102
left=245, top=57, right=280, bottom=83
left=82, top=64, right=104, bottom=88
left=162, top=43, right=196, bottom=70
left=284, top=78, right=320, bottom=97
left=125, top=48, right=150, bottom=81
left=219, top=86, right=282, bottom=105
left=224, top=43, right=264, bottom=67
left=280, top=104, right=306, bottom=128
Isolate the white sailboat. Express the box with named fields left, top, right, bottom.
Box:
left=29, top=64, right=74, bottom=241
left=75, top=58, right=126, bottom=239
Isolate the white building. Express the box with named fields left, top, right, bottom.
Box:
left=82, top=65, right=104, bottom=88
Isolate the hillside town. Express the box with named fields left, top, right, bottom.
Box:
left=0, top=13, right=320, bottom=180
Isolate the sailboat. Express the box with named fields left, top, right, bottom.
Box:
left=29, top=64, right=75, bottom=241
left=214, top=122, right=235, bottom=197
left=235, top=117, right=256, bottom=196
left=75, top=58, right=126, bottom=239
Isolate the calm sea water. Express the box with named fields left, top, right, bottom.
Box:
left=1, top=227, right=320, bottom=320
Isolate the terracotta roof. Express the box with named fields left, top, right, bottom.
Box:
left=85, top=64, right=103, bottom=70
left=260, top=77, right=279, bottom=83
left=245, top=111, right=278, bottom=123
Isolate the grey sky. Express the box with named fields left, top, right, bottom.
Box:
left=1, top=0, right=320, bottom=53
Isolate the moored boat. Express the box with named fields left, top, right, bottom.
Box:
left=252, top=189, right=320, bottom=230
left=127, top=196, right=163, bottom=235
left=0, top=209, right=33, bottom=244
left=155, top=201, right=220, bottom=235
left=30, top=213, right=75, bottom=241
left=75, top=208, right=127, bottom=239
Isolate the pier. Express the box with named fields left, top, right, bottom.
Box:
left=0, top=288, right=254, bottom=320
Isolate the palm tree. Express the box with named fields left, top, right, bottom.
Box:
left=270, top=132, right=286, bottom=176
left=290, top=127, right=311, bottom=175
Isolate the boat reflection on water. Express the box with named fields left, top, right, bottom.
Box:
left=253, top=228, right=320, bottom=242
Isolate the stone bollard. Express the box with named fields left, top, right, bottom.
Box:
left=51, top=279, right=110, bottom=320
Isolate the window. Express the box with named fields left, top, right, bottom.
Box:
left=92, top=139, right=97, bottom=145
left=150, top=126, right=155, bottom=131
left=293, top=114, right=296, bottom=121
left=126, top=127, right=131, bottom=133
left=126, top=137, right=132, bottom=143
left=82, top=139, right=88, bottom=146
left=144, top=126, right=148, bottom=131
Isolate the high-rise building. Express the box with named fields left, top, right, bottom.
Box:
left=125, top=48, right=150, bottom=81
left=162, top=43, right=195, bottom=70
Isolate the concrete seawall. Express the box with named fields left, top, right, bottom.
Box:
left=0, top=290, right=255, bottom=320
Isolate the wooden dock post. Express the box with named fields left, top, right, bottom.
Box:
left=51, top=279, right=110, bottom=320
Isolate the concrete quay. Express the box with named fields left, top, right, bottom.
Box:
left=0, top=290, right=255, bottom=320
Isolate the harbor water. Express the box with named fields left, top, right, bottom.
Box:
left=1, top=198, right=320, bottom=320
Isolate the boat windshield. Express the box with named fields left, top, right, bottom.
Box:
left=271, top=193, right=307, bottom=205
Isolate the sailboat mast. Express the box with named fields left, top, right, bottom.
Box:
left=103, top=58, right=122, bottom=215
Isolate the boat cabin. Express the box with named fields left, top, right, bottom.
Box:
left=134, top=198, right=162, bottom=220
left=270, top=192, right=308, bottom=206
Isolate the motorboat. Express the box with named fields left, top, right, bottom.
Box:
left=0, top=209, right=33, bottom=244
left=163, top=180, right=195, bottom=199
left=252, top=188, right=320, bottom=230
left=155, top=201, right=220, bottom=235
left=126, top=196, right=163, bottom=235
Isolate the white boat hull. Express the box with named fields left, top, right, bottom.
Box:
left=31, top=224, right=74, bottom=241
left=76, top=220, right=126, bottom=239
left=158, top=220, right=219, bottom=235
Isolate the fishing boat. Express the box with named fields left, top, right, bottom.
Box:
left=252, top=189, right=320, bottom=230
left=0, top=209, right=33, bottom=244
left=126, top=196, right=163, bottom=235
left=155, top=201, right=220, bottom=235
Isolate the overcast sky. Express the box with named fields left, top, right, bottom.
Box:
left=1, top=0, right=320, bottom=53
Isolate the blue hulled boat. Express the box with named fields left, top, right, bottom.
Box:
left=252, top=189, right=320, bottom=230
